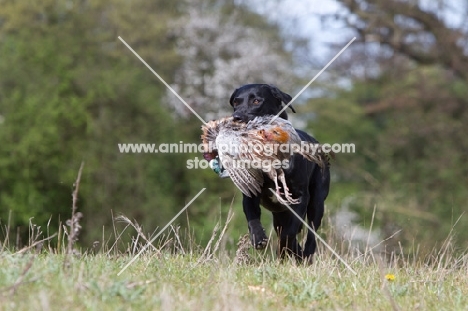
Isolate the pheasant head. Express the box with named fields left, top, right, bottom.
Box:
left=258, top=127, right=290, bottom=144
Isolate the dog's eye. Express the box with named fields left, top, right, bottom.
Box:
left=233, top=98, right=242, bottom=106
left=253, top=99, right=260, bottom=105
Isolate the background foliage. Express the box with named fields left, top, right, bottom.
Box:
left=0, top=0, right=467, bottom=256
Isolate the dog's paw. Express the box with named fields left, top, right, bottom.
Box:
left=254, top=237, right=269, bottom=249
left=248, top=219, right=268, bottom=250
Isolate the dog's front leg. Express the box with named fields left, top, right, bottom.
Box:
left=242, top=195, right=268, bottom=249
left=273, top=198, right=309, bottom=261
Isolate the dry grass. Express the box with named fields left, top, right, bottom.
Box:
left=1, top=213, right=468, bottom=311
left=1, top=165, right=467, bottom=310
left=1, top=242, right=468, bottom=310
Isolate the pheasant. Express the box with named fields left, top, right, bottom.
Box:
left=201, top=116, right=328, bottom=205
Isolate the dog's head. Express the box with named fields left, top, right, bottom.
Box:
left=229, top=84, right=296, bottom=122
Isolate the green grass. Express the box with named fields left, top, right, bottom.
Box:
left=1, top=203, right=466, bottom=310
left=1, top=247, right=468, bottom=310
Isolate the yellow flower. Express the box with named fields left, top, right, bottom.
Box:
left=385, top=273, right=396, bottom=281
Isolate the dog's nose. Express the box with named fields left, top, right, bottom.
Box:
left=232, top=113, right=245, bottom=122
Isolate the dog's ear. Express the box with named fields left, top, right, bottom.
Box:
left=229, top=88, right=239, bottom=107
left=267, top=84, right=296, bottom=113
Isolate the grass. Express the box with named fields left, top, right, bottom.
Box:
left=1, top=236, right=468, bottom=310
left=2, top=167, right=467, bottom=310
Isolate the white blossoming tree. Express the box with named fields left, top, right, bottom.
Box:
left=167, top=0, right=299, bottom=119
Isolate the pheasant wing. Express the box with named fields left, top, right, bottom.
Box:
left=216, top=128, right=264, bottom=197
left=222, top=155, right=264, bottom=197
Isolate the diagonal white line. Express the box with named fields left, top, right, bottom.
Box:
left=118, top=36, right=207, bottom=125
left=269, top=37, right=356, bottom=124
left=117, top=188, right=206, bottom=276
left=269, top=189, right=357, bottom=275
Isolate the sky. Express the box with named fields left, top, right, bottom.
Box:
left=251, top=0, right=467, bottom=60
left=250, top=0, right=352, bottom=61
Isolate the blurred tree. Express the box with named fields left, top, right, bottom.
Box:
left=167, top=0, right=300, bottom=119
left=0, top=0, right=302, bottom=249
left=0, top=0, right=187, bottom=246
left=307, top=0, right=468, bottom=253
left=337, top=0, right=468, bottom=80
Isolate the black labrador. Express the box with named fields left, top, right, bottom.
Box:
left=229, top=84, right=330, bottom=260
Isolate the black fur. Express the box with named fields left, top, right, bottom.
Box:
left=229, top=84, right=330, bottom=261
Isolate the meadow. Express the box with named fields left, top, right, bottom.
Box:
left=1, top=216, right=467, bottom=311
